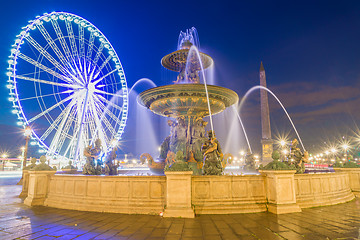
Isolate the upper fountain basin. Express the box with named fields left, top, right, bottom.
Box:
left=138, top=84, right=239, bottom=118
left=161, top=49, right=213, bottom=72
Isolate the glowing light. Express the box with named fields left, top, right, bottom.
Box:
left=24, top=126, right=32, bottom=137
left=342, top=144, right=349, bottom=151
left=331, top=148, right=337, bottom=153
left=111, top=140, right=118, bottom=147
left=282, top=149, right=288, bottom=155
left=280, top=140, right=286, bottom=147
left=240, top=151, right=245, bottom=156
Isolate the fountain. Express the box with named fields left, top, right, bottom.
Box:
left=20, top=26, right=357, bottom=217
left=138, top=28, right=238, bottom=174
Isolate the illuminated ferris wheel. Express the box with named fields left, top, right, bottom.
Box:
left=6, top=12, right=128, bottom=163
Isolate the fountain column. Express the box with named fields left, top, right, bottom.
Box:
left=260, top=62, right=274, bottom=165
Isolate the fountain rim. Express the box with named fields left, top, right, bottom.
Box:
left=137, top=83, right=239, bottom=114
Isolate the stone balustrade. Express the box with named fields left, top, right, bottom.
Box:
left=23, top=169, right=358, bottom=217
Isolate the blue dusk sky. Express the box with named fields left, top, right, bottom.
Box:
left=0, top=0, right=360, bottom=157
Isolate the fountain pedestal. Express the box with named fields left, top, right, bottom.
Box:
left=24, top=170, right=56, bottom=206
left=163, top=171, right=195, bottom=218
left=259, top=170, right=301, bottom=214
left=19, top=170, right=29, bottom=198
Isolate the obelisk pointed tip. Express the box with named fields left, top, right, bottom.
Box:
left=260, top=61, right=265, bottom=72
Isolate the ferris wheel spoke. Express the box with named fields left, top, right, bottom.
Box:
left=36, top=24, right=69, bottom=68
left=65, top=19, right=79, bottom=61
left=95, top=94, right=123, bottom=112
left=18, top=53, right=73, bottom=84
left=25, top=36, right=71, bottom=77
left=94, top=88, right=123, bottom=98
left=67, top=61, right=86, bottom=85
left=54, top=106, right=77, bottom=155
left=63, top=118, right=81, bottom=159
left=15, top=75, right=78, bottom=89
left=93, top=95, right=122, bottom=126
left=88, top=114, right=97, bottom=141
left=40, top=99, right=75, bottom=142
left=79, top=26, right=85, bottom=60
left=86, top=31, right=95, bottom=63
left=40, top=108, right=67, bottom=142
left=19, top=90, right=74, bottom=101
left=92, top=68, right=118, bottom=85
left=93, top=96, right=121, bottom=132
left=93, top=104, right=115, bottom=142
left=48, top=102, right=75, bottom=154
left=28, top=93, right=75, bottom=123
left=89, top=98, right=108, bottom=150
left=51, top=19, right=74, bottom=64
left=93, top=55, right=112, bottom=79
left=92, top=43, right=104, bottom=67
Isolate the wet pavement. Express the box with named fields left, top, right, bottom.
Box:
left=0, top=174, right=359, bottom=240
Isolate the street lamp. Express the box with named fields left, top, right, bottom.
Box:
left=342, top=144, right=349, bottom=161
left=1, top=154, right=8, bottom=171
left=18, top=126, right=31, bottom=184
left=23, top=126, right=32, bottom=169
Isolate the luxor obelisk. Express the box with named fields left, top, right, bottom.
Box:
left=260, top=62, right=273, bottom=164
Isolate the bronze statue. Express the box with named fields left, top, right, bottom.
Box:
left=202, top=130, right=223, bottom=175
left=104, top=147, right=118, bottom=175
left=83, top=139, right=102, bottom=175
left=244, top=152, right=256, bottom=171
left=287, top=139, right=309, bottom=173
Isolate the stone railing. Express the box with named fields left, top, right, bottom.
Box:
left=294, top=173, right=354, bottom=208
left=192, top=175, right=267, bottom=214
left=23, top=170, right=357, bottom=217
left=333, top=168, right=360, bottom=197
left=28, top=174, right=166, bottom=215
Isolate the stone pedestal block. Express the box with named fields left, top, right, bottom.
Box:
left=334, top=168, right=360, bottom=197
left=19, top=170, right=29, bottom=198
left=259, top=170, right=301, bottom=214
left=163, top=171, right=194, bottom=218
left=24, top=171, right=56, bottom=206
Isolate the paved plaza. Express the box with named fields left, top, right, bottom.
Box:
left=0, top=174, right=359, bottom=240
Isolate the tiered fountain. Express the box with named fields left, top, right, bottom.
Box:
left=138, top=29, right=238, bottom=174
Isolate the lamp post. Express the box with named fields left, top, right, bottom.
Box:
left=342, top=144, right=349, bottom=162
left=1, top=154, right=8, bottom=171
left=18, top=126, right=31, bottom=185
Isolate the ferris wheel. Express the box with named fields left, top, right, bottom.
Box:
left=6, top=12, right=128, bottom=163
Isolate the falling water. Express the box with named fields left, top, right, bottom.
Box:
left=128, top=79, right=160, bottom=158
left=239, top=85, right=306, bottom=151
left=93, top=78, right=158, bottom=150
left=186, top=46, right=214, bottom=133
left=129, top=78, right=157, bottom=95
left=231, top=105, right=252, bottom=153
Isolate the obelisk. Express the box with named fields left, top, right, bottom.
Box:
left=260, top=62, right=273, bottom=164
